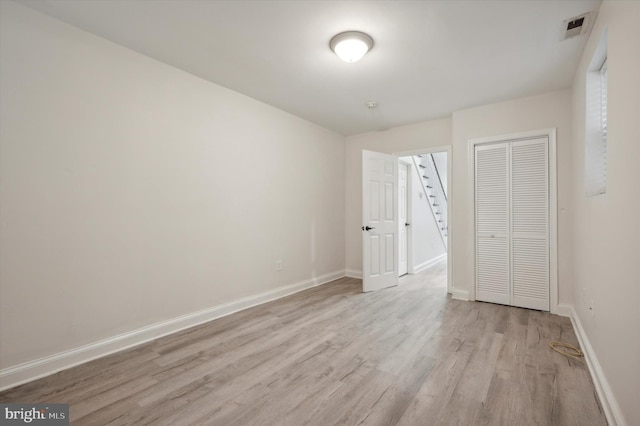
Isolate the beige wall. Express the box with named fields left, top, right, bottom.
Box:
left=570, top=1, right=640, bottom=424
left=344, top=118, right=452, bottom=274
left=0, top=2, right=345, bottom=370
left=450, top=90, right=573, bottom=303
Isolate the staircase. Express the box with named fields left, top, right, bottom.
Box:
left=412, top=154, right=448, bottom=247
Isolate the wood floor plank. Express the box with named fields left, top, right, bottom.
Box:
left=0, top=262, right=607, bottom=425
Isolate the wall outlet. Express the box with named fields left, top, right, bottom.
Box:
left=276, top=260, right=283, bottom=271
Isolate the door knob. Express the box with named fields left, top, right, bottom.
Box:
left=405, top=222, right=410, bottom=226
left=362, top=226, right=375, bottom=231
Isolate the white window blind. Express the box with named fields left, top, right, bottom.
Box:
left=600, top=59, right=608, bottom=188
left=584, top=34, right=607, bottom=197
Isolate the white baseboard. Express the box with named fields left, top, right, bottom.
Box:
left=413, top=253, right=447, bottom=274
left=0, top=270, right=345, bottom=392
left=348, top=254, right=446, bottom=281
left=451, top=288, right=470, bottom=301
left=567, top=305, right=627, bottom=426
left=345, top=268, right=362, bottom=279
left=555, top=303, right=573, bottom=318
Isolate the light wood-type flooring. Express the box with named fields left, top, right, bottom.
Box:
left=0, top=261, right=606, bottom=425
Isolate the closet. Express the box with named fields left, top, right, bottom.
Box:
left=475, top=136, right=550, bottom=311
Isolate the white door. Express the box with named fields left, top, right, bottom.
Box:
left=510, top=138, right=549, bottom=311
left=362, top=150, right=399, bottom=292
left=475, top=138, right=550, bottom=311
left=398, top=162, right=409, bottom=276
left=475, top=143, right=510, bottom=306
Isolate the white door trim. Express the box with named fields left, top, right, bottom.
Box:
left=398, top=159, right=412, bottom=277
left=467, top=129, right=558, bottom=313
left=394, top=145, right=452, bottom=295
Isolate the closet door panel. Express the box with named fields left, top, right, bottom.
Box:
left=475, top=143, right=510, bottom=305
left=510, top=138, right=549, bottom=310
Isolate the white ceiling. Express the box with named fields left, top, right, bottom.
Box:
left=20, top=0, right=601, bottom=136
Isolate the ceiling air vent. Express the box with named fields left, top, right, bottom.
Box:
left=560, top=12, right=591, bottom=40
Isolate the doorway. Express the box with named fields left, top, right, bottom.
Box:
left=361, top=147, right=452, bottom=294
left=398, top=150, right=448, bottom=282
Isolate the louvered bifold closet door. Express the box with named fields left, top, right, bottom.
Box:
left=475, top=143, right=510, bottom=305
left=510, top=138, right=549, bottom=310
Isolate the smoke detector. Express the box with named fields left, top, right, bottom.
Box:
left=560, top=12, right=592, bottom=41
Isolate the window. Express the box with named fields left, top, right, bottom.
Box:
left=585, top=31, right=608, bottom=197
left=600, top=59, right=607, bottom=172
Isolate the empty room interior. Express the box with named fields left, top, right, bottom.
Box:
left=1, top=0, right=638, bottom=425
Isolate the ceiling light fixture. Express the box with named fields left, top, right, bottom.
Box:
left=330, top=31, right=373, bottom=63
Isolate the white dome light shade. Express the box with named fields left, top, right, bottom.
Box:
left=330, top=31, right=373, bottom=63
